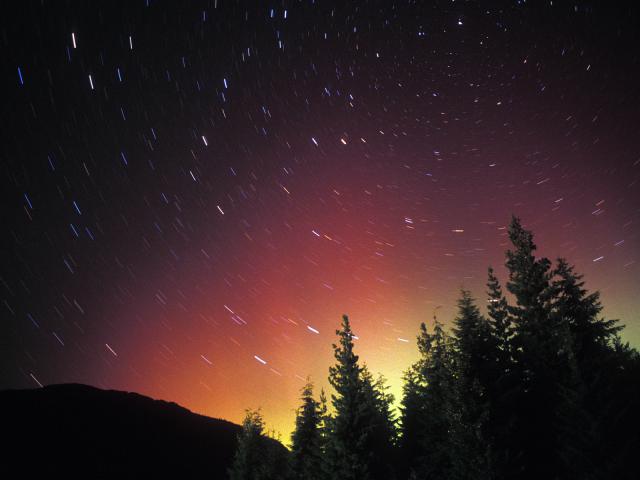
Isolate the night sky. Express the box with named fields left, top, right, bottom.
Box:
left=2, top=1, right=639, bottom=438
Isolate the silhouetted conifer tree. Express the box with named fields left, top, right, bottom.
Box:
left=551, top=258, right=639, bottom=479
left=400, top=319, right=464, bottom=479
left=552, top=258, right=622, bottom=381
left=360, top=368, right=398, bottom=480
left=291, top=380, right=325, bottom=480
left=326, top=315, right=397, bottom=480
left=451, top=289, right=494, bottom=479
left=229, top=409, right=267, bottom=480
left=598, top=338, right=640, bottom=480
left=485, top=267, right=517, bottom=479
left=487, top=267, right=513, bottom=367
left=399, top=365, right=423, bottom=480
left=229, top=409, right=290, bottom=480
left=505, top=216, right=584, bottom=479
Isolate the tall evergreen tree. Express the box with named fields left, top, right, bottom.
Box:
left=485, top=267, right=517, bottom=479
left=551, top=258, right=630, bottom=478
left=401, top=319, right=464, bottom=479
left=422, top=319, right=466, bottom=480
left=360, top=368, right=398, bottom=480
left=399, top=364, right=424, bottom=479
left=453, top=289, right=495, bottom=395
left=451, top=290, right=494, bottom=480
left=326, top=315, right=397, bottom=480
left=326, top=315, right=368, bottom=480
left=552, top=258, right=622, bottom=380
left=400, top=322, right=433, bottom=478
left=504, top=216, right=583, bottom=479
left=291, top=380, right=326, bottom=480
left=598, top=338, right=640, bottom=480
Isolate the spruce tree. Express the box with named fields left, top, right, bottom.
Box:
left=399, top=365, right=424, bottom=479
left=401, top=319, right=463, bottom=479
left=360, top=368, right=398, bottom=480
left=599, top=338, right=640, bottom=480
left=291, top=380, right=325, bottom=480
left=400, top=322, right=432, bottom=478
left=424, top=319, right=466, bottom=480
left=326, top=315, right=397, bottom=480
left=551, top=258, right=627, bottom=478
left=451, top=290, right=494, bottom=480
left=487, top=267, right=513, bottom=369
left=485, top=267, right=517, bottom=479
left=453, top=289, right=495, bottom=395
left=552, top=258, right=621, bottom=380
left=504, top=216, right=582, bottom=479
left=326, top=314, right=371, bottom=480
left=229, top=409, right=268, bottom=480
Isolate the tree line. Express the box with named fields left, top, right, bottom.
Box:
left=229, top=217, right=640, bottom=480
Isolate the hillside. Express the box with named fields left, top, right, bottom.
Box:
left=0, top=383, right=288, bottom=478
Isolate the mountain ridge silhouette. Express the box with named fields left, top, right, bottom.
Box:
left=0, top=383, right=287, bottom=478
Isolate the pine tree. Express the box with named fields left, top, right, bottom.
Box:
left=453, top=289, right=495, bottom=394
left=400, top=322, right=432, bottom=478
left=487, top=267, right=513, bottom=369
left=326, top=314, right=371, bottom=480
left=326, top=315, right=396, bottom=480
left=485, top=267, right=517, bottom=479
left=599, top=338, right=640, bottom=480
left=504, top=216, right=582, bottom=479
left=505, top=216, right=555, bottom=327
left=399, top=364, right=424, bottom=479
left=551, top=258, right=627, bottom=478
left=290, top=380, right=325, bottom=480
left=451, top=290, right=494, bottom=479
left=401, top=319, right=463, bottom=479
left=552, top=258, right=621, bottom=380
left=229, top=409, right=268, bottom=480
left=424, top=319, right=466, bottom=480
left=360, top=368, right=398, bottom=480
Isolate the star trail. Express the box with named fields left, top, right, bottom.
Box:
left=2, top=1, right=639, bottom=437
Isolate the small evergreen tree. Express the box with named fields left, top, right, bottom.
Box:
left=290, top=380, right=325, bottom=480
left=229, top=409, right=289, bottom=480
left=229, top=409, right=267, bottom=480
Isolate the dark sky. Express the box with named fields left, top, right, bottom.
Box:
left=2, top=1, right=639, bottom=436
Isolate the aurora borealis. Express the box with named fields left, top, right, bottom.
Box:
left=2, top=1, right=639, bottom=438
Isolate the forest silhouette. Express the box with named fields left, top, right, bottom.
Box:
left=229, top=216, right=639, bottom=480
left=1, top=216, right=637, bottom=479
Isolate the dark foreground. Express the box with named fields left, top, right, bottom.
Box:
left=0, top=383, right=286, bottom=479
